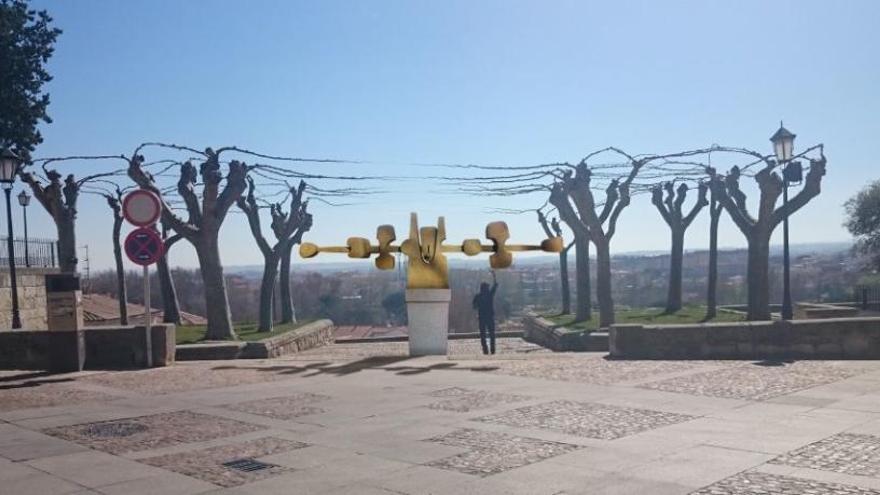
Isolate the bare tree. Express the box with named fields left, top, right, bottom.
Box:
left=157, top=219, right=182, bottom=325
left=537, top=210, right=576, bottom=316
left=705, top=169, right=724, bottom=320
left=19, top=157, right=123, bottom=273
left=550, top=155, right=643, bottom=327
left=127, top=149, right=247, bottom=340
left=102, top=188, right=128, bottom=324
left=651, top=181, right=708, bottom=313
left=712, top=151, right=826, bottom=320
left=237, top=176, right=311, bottom=331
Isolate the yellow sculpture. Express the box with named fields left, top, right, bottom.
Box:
left=299, top=212, right=563, bottom=289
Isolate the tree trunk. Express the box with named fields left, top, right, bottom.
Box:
left=746, top=231, right=772, bottom=321
left=665, top=228, right=685, bottom=313
left=705, top=207, right=720, bottom=320
left=111, top=216, right=128, bottom=325
left=279, top=241, right=297, bottom=324
left=559, top=249, right=571, bottom=315
left=594, top=237, right=614, bottom=327
left=56, top=217, right=77, bottom=273
left=196, top=237, right=236, bottom=339
left=157, top=254, right=181, bottom=325
left=257, top=253, right=280, bottom=332
left=574, top=236, right=592, bottom=322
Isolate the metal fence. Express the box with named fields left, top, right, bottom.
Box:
left=0, top=237, right=57, bottom=268
left=855, top=285, right=880, bottom=311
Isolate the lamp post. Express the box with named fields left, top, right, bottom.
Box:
left=770, top=122, right=801, bottom=321
left=17, top=189, right=30, bottom=267
left=0, top=148, right=24, bottom=329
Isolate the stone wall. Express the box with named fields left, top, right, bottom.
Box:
left=522, top=314, right=608, bottom=352
left=610, top=317, right=880, bottom=360
left=176, top=319, right=335, bottom=361
left=0, top=267, right=57, bottom=330
left=0, top=324, right=175, bottom=370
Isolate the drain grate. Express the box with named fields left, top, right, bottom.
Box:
left=80, top=422, right=148, bottom=438
left=222, top=458, right=277, bottom=472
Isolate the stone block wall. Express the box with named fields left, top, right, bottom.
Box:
left=0, top=268, right=57, bottom=330
left=610, top=317, right=880, bottom=359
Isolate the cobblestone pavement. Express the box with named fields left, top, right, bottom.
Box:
left=769, top=433, right=880, bottom=478
left=2, top=339, right=880, bottom=494
left=426, top=387, right=531, bottom=412
left=488, top=355, right=706, bottom=385
left=43, top=410, right=266, bottom=454
left=473, top=400, right=696, bottom=440
left=0, top=381, right=121, bottom=412
left=689, top=471, right=880, bottom=494
left=224, top=393, right=331, bottom=420
left=140, top=437, right=309, bottom=487
left=425, top=428, right=580, bottom=476
left=639, top=361, right=862, bottom=400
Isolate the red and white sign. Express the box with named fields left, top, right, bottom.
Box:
left=124, top=227, right=164, bottom=266
left=122, top=190, right=162, bottom=227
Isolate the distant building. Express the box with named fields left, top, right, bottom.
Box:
left=82, top=293, right=207, bottom=326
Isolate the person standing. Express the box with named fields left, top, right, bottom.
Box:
left=473, top=271, right=498, bottom=355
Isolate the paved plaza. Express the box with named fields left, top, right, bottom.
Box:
left=4, top=338, right=880, bottom=494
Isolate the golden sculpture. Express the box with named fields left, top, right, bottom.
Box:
left=299, top=213, right=563, bottom=289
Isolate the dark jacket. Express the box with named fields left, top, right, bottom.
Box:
left=472, top=282, right=498, bottom=320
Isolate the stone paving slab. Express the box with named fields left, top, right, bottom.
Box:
left=42, top=410, right=266, bottom=454
left=473, top=400, right=697, bottom=440
left=139, top=436, right=309, bottom=487
left=488, top=356, right=708, bottom=385
left=0, top=381, right=121, bottom=413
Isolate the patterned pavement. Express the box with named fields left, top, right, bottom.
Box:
left=2, top=338, right=880, bottom=494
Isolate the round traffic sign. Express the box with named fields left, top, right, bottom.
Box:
left=122, top=190, right=162, bottom=227
left=124, top=227, right=164, bottom=266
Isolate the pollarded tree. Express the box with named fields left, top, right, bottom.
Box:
left=712, top=151, right=827, bottom=320
left=157, top=220, right=182, bottom=325
left=237, top=176, right=311, bottom=331
left=651, top=181, right=708, bottom=313
left=276, top=194, right=312, bottom=325
left=550, top=154, right=644, bottom=327
left=103, top=188, right=128, bottom=324
left=127, top=149, right=248, bottom=340
left=537, top=210, right=577, bottom=316
left=705, top=168, right=725, bottom=320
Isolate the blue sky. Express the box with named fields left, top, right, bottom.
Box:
left=19, top=0, right=880, bottom=270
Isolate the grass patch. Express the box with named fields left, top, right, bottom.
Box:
left=542, top=305, right=746, bottom=333
left=176, top=320, right=314, bottom=345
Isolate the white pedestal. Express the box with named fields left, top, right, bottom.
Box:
left=406, top=289, right=451, bottom=356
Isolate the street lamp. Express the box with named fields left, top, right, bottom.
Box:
left=0, top=148, right=24, bottom=329
left=770, top=122, right=801, bottom=321
left=17, top=189, right=30, bottom=267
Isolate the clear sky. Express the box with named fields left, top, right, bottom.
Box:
left=17, top=0, right=880, bottom=270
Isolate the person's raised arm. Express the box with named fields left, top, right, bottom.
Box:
left=491, top=271, right=498, bottom=296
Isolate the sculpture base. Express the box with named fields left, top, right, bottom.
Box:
left=406, top=289, right=451, bottom=356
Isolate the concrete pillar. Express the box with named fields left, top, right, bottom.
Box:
left=44, top=274, right=85, bottom=372
left=405, top=289, right=451, bottom=356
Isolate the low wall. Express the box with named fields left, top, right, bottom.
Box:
left=177, top=319, right=334, bottom=361
left=0, top=267, right=58, bottom=330
left=609, top=317, right=880, bottom=359
left=795, top=302, right=860, bottom=320
left=0, top=324, right=175, bottom=371
left=523, top=314, right=608, bottom=352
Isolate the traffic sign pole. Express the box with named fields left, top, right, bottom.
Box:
left=144, top=264, right=153, bottom=368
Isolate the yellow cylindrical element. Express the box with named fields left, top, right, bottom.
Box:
left=347, top=237, right=373, bottom=258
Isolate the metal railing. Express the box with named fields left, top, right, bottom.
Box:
left=856, top=285, right=880, bottom=311
left=0, top=236, right=57, bottom=268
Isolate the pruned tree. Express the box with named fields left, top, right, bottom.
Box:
left=550, top=153, right=643, bottom=327
left=127, top=148, right=248, bottom=340
left=651, top=181, right=708, bottom=313
left=705, top=169, right=724, bottom=320
left=103, top=187, right=128, bottom=324
left=237, top=176, right=311, bottom=331
left=157, top=219, right=182, bottom=325
left=537, top=210, right=576, bottom=316
left=19, top=158, right=123, bottom=273
left=276, top=195, right=313, bottom=325
left=712, top=150, right=827, bottom=320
